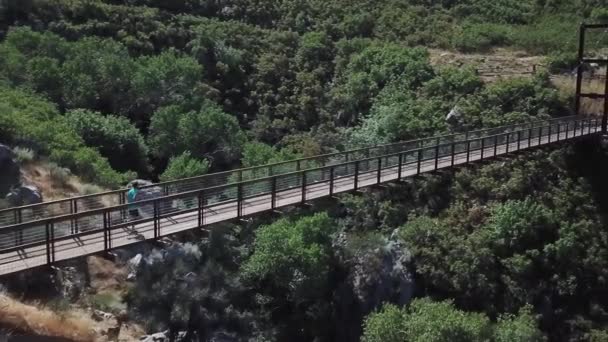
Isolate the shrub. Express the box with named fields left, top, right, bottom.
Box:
left=546, top=52, right=578, bottom=73
left=362, top=299, right=543, bottom=342
left=159, top=151, right=210, bottom=182
left=66, top=109, right=149, bottom=173
left=242, top=212, right=335, bottom=301
left=452, top=23, right=512, bottom=52
left=47, top=162, right=71, bottom=186
left=89, top=292, right=126, bottom=314
left=148, top=101, right=246, bottom=164
left=0, top=86, right=131, bottom=188
left=79, top=184, right=104, bottom=196
left=12, top=146, right=35, bottom=164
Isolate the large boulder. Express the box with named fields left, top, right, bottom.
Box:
left=5, top=185, right=42, bottom=207
left=332, top=232, right=414, bottom=342
left=0, top=144, right=20, bottom=197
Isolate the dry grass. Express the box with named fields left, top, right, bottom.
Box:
left=0, top=294, right=96, bottom=341
left=429, top=47, right=546, bottom=83
left=20, top=160, right=110, bottom=203
left=86, top=256, right=128, bottom=294
left=552, top=74, right=605, bottom=117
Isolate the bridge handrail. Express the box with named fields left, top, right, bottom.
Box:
left=0, top=116, right=596, bottom=235
left=0, top=115, right=580, bottom=225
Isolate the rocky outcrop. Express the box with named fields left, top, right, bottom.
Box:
left=140, top=330, right=186, bottom=342
left=5, top=185, right=43, bottom=207
left=332, top=232, right=415, bottom=342
left=0, top=144, right=21, bottom=197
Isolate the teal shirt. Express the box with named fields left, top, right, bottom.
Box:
left=127, top=188, right=138, bottom=208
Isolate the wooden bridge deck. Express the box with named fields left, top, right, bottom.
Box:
left=0, top=119, right=600, bottom=276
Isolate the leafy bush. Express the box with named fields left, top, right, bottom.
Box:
left=12, top=146, right=35, bottom=164
left=47, top=162, right=71, bottom=186
left=66, top=109, right=149, bottom=173
left=159, top=151, right=210, bottom=182
left=509, top=15, right=578, bottom=54
left=79, top=184, right=105, bottom=196
left=0, top=86, right=131, bottom=188
left=148, top=102, right=246, bottom=164
left=362, top=299, right=543, bottom=342
left=452, top=23, right=512, bottom=52
left=242, top=212, right=335, bottom=301
left=546, top=51, right=578, bottom=73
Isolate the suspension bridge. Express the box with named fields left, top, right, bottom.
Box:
left=0, top=23, right=607, bottom=277
left=0, top=116, right=603, bottom=276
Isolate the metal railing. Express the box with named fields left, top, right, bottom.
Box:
left=0, top=115, right=586, bottom=228
left=0, top=116, right=600, bottom=275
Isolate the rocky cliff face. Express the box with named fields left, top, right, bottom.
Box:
left=0, top=144, right=20, bottom=198
left=332, top=232, right=415, bottom=341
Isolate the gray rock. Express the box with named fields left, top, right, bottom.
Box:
left=332, top=231, right=415, bottom=341
left=140, top=330, right=188, bottom=342
left=128, top=254, right=143, bottom=271
left=446, top=106, right=462, bottom=124
left=0, top=144, right=20, bottom=196
left=6, top=185, right=43, bottom=207
left=93, top=309, right=115, bottom=322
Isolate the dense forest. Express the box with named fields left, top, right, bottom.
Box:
left=1, top=0, right=608, bottom=341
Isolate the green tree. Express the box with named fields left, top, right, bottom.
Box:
left=132, top=50, right=205, bottom=119
left=148, top=101, right=246, bottom=164
left=242, top=212, right=335, bottom=301
left=159, top=151, right=210, bottom=182
left=363, top=299, right=493, bottom=342
left=66, top=109, right=149, bottom=173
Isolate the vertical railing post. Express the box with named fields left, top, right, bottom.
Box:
left=466, top=141, right=471, bottom=164
left=354, top=162, right=359, bottom=191
left=494, top=135, right=498, bottom=156
left=548, top=124, right=552, bottom=143
left=153, top=200, right=159, bottom=239
left=73, top=199, right=79, bottom=234
left=398, top=153, right=403, bottom=180
left=557, top=123, right=561, bottom=142
left=237, top=183, right=243, bottom=218
left=197, top=191, right=204, bottom=227
left=528, top=127, right=532, bottom=147
left=329, top=167, right=335, bottom=196
left=481, top=138, right=485, bottom=160
left=517, top=131, right=521, bottom=151
left=15, top=209, right=23, bottom=246
left=434, top=143, right=440, bottom=170
left=301, top=171, right=307, bottom=203
left=566, top=121, right=570, bottom=139
left=119, top=192, right=126, bottom=223
left=377, top=157, right=382, bottom=184
left=538, top=126, right=542, bottom=145
left=417, top=149, right=422, bottom=174
left=271, top=176, right=277, bottom=210
left=506, top=133, right=510, bottom=153
left=451, top=142, right=455, bottom=166
left=604, top=58, right=608, bottom=133
left=575, top=24, right=586, bottom=117
left=103, top=210, right=109, bottom=251
left=46, top=221, right=52, bottom=265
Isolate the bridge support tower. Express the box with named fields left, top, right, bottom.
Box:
left=575, top=23, right=608, bottom=147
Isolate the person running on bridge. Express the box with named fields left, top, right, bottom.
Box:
left=127, top=182, right=140, bottom=220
